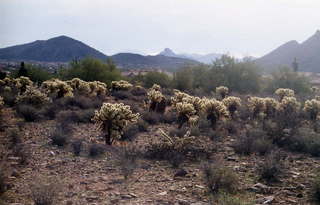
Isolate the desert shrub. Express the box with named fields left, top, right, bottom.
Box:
left=0, top=163, right=8, bottom=195
left=217, top=192, right=254, bottom=205
left=253, top=138, right=274, bottom=156
left=89, top=144, right=105, bottom=157
left=216, top=86, right=229, bottom=99
left=16, top=104, right=40, bottom=122
left=1, top=90, right=18, bottom=107
left=141, top=111, right=162, bottom=125
left=7, top=128, right=21, bottom=149
left=50, top=128, right=69, bottom=147
left=258, top=151, right=284, bottom=183
left=169, top=127, right=188, bottom=138
left=142, top=71, right=172, bottom=88
left=223, top=121, right=240, bottom=135
left=130, top=86, right=147, bottom=96
left=122, top=124, right=140, bottom=142
left=136, top=120, right=149, bottom=132
left=16, top=86, right=50, bottom=107
left=13, top=144, right=30, bottom=165
left=112, top=90, right=133, bottom=100
left=233, top=134, right=255, bottom=155
left=264, top=97, right=279, bottom=119
left=56, top=109, right=94, bottom=124
left=116, top=146, right=139, bottom=180
left=74, top=109, right=95, bottom=123
left=311, top=173, right=320, bottom=203
left=92, top=103, right=139, bottom=145
left=288, top=128, right=320, bottom=156
left=40, top=104, right=59, bottom=120
left=30, top=178, right=60, bottom=205
left=56, top=95, right=102, bottom=110
left=203, top=163, right=239, bottom=194
left=71, top=140, right=83, bottom=156
left=162, top=111, right=177, bottom=124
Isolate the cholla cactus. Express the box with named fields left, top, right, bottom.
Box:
left=279, top=96, right=301, bottom=114
left=159, top=128, right=194, bottom=152
left=89, top=81, right=108, bottom=97
left=303, top=99, right=320, bottom=121
left=147, top=88, right=166, bottom=113
left=14, top=76, right=33, bottom=94
left=92, top=103, right=140, bottom=145
left=16, top=86, right=50, bottom=107
left=0, top=96, right=4, bottom=109
left=311, top=86, right=319, bottom=93
left=67, top=78, right=91, bottom=95
left=175, top=102, right=197, bottom=128
left=151, top=84, right=161, bottom=91
left=171, top=90, right=190, bottom=106
left=171, top=90, right=205, bottom=114
left=111, top=80, right=133, bottom=91
left=216, top=86, right=229, bottom=99
left=275, top=88, right=295, bottom=100
left=247, top=97, right=265, bottom=119
left=203, top=99, right=229, bottom=128
left=41, top=79, right=73, bottom=98
left=264, top=97, right=279, bottom=119
left=222, top=96, right=241, bottom=117
left=0, top=77, right=14, bottom=88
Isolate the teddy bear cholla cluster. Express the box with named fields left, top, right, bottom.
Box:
left=16, top=86, right=50, bottom=106
left=41, top=79, right=74, bottom=98
left=222, top=96, right=241, bottom=116
left=92, top=103, right=140, bottom=142
left=0, top=76, right=33, bottom=93
left=303, top=99, right=320, bottom=120
left=67, top=78, right=107, bottom=96
left=147, top=84, right=164, bottom=104
left=216, top=86, right=229, bottom=98
left=111, top=80, right=133, bottom=91
left=275, top=88, right=295, bottom=100
left=0, top=96, right=3, bottom=109
left=202, top=99, right=230, bottom=124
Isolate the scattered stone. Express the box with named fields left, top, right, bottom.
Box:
left=86, top=196, right=99, bottom=202
left=248, top=183, right=271, bottom=194
left=174, top=169, right=188, bottom=178
left=195, top=185, right=205, bottom=189
left=129, top=193, right=137, bottom=198
left=157, top=191, right=167, bottom=196
left=121, top=194, right=133, bottom=199
left=49, top=151, right=55, bottom=156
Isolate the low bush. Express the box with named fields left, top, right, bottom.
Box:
left=50, top=128, right=69, bottom=147
left=311, top=173, right=320, bottom=203
left=288, top=128, right=320, bottom=157
left=13, top=144, right=30, bottom=165
left=0, top=163, right=8, bottom=195
left=89, top=144, right=105, bottom=157
left=141, top=111, right=162, bottom=125
left=7, top=128, right=21, bottom=149
left=162, top=111, right=177, bottom=124
left=203, top=162, right=239, bottom=194
left=30, top=178, right=60, bottom=205
left=258, top=151, right=284, bottom=183
left=16, top=104, right=40, bottom=122
left=116, top=146, right=139, bottom=180
left=112, top=90, right=133, bottom=100
left=71, top=140, right=83, bottom=156
left=122, top=124, right=140, bottom=141
left=136, top=120, right=149, bottom=132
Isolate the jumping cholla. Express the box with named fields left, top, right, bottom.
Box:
left=171, top=90, right=204, bottom=114
left=247, top=97, right=265, bottom=118
left=275, top=88, right=295, bottom=100
left=159, top=128, right=194, bottom=152
left=171, top=90, right=191, bottom=106
left=67, top=78, right=91, bottom=95
left=0, top=96, right=4, bottom=110
left=203, top=99, right=229, bottom=128
left=222, top=96, right=241, bottom=117
left=279, top=96, right=301, bottom=114
left=303, top=99, right=320, bottom=121
left=147, top=84, right=166, bottom=113
left=88, top=81, right=108, bottom=97
left=41, top=79, right=74, bottom=98
left=92, top=103, right=140, bottom=145
left=175, top=102, right=197, bottom=128
left=216, top=86, right=229, bottom=99
left=264, top=97, right=279, bottom=118
left=111, top=80, right=133, bottom=91
left=16, top=86, right=50, bottom=107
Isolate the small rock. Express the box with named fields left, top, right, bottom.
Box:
left=157, top=191, right=167, bottom=196
left=121, top=194, right=133, bottom=199
left=86, top=196, right=99, bottom=202
left=49, top=151, right=55, bottom=156
left=129, top=193, right=137, bottom=198
left=195, top=185, right=205, bottom=189
left=248, top=183, right=271, bottom=194
left=174, top=169, right=188, bottom=178
left=227, top=156, right=238, bottom=161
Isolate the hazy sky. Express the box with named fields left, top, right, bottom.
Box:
left=1, top=0, right=319, bottom=57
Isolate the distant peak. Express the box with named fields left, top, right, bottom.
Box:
left=159, top=48, right=176, bottom=57
left=49, top=35, right=74, bottom=41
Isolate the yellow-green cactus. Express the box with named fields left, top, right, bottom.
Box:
left=16, top=86, right=50, bottom=107
left=175, top=102, right=197, bottom=128
left=304, top=99, right=320, bottom=121
left=14, top=76, right=33, bottom=93
left=0, top=96, right=4, bottom=108
left=203, top=99, right=229, bottom=128
left=222, top=96, right=241, bottom=117
left=279, top=96, right=300, bottom=114
left=247, top=97, right=265, bottom=119
left=147, top=85, right=166, bottom=113
left=89, top=81, right=108, bottom=97
left=67, top=78, right=91, bottom=95
left=92, top=103, right=140, bottom=145
left=275, top=88, right=295, bottom=100
left=264, top=97, right=279, bottom=118
left=41, top=79, right=73, bottom=98
left=111, top=80, right=133, bottom=91
left=216, top=86, right=229, bottom=99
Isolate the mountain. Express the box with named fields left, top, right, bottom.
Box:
left=111, top=53, right=199, bottom=71
left=0, top=35, right=107, bottom=62
left=0, top=36, right=199, bottom=71
left=158, top=48, right=222, bottom=64
left=256, top=30, right=320, bottom=72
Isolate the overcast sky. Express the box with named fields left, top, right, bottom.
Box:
left=0, top=0, right=319, bottom=57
